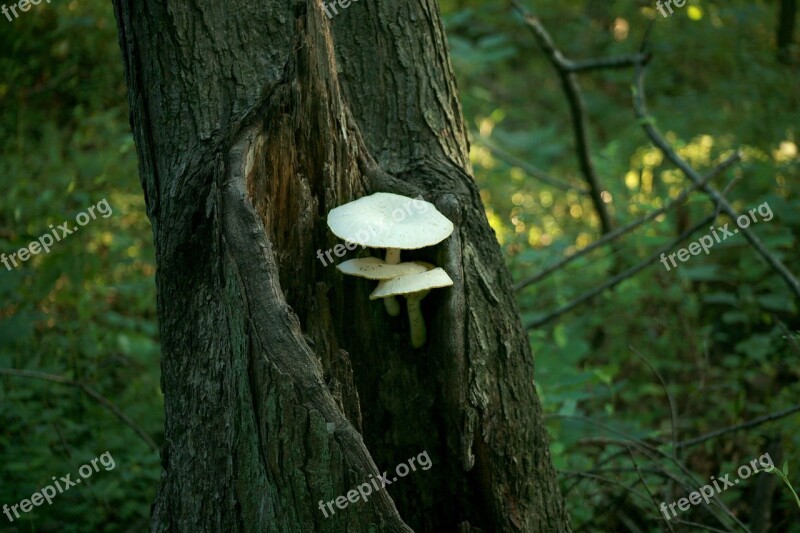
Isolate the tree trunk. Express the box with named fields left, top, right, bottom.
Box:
left=777, top=0, right=797, bottom=63
left=112, top=1, right=569, bottom=531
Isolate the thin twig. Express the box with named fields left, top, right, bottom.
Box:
left=472, top=134, right=589, bottom=193
left=563, top=449, right=627, bottom=495
left=578, top=436, right=750, bottom=532
left=632, top=61, right=800, bottom=300
left=552, top=414, right=746, bottom=530
left=626, top=445, right=675, bottom=533
left=630, top=346, right=679, bottom=460
left=570, top=474, right=652, bottom=533
left=676, top=404, right=800, bottom=450
left=525, top=165, right=746, bottom=326
left=560, top=470, right=654, bottom=506
left=647, top=517, right=732, bottom=533
left=525, top=212, right=717, bottom=329
left=512, top=1, right=614, bottom=234
left=0, top=368, right=159, bottom=452
left=566, top=53, right=651, bottom=73
left=514, top=151, right=741, bottom=291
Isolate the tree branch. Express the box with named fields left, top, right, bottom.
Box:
left=676, top=404, right=800, bottom=450
left=632, top=60, right=800, bottom=300
left=472, top=134, right=589, bottom=194
left=629, top=347, right=679, bottom=460
left=625, top=445, right=675, bottom=533
left=525, top=212, right=717, bottom=329
left=0, top=368, right=159, bottom=452
left=552, top=416, right=747, bottom=530
left=514, top=151, right=741, bottom=292
left=512, top=1, right=615, bottom=234
left=566, top=53, right=650, bottom=73
left=575, top=435, right=749, bottom=531
left=559, top=470, right=653, bottom=506
left=647, top=517, right=731, bottom=533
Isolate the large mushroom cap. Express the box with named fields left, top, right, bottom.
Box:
left=337, top=258, right=429, bottom=280
left=327, top=192, right=454, bottom=250
left=369, top=267, right=454, bottom=299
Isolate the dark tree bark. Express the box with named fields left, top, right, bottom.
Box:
left=112, top=1, right=569, bottom=531
left=778, top=0, right=797, bottom=63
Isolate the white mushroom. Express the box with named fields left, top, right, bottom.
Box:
left=370, top=266, right=453, bottom=348
left=336, top=257, right=429, bottom=280
left=327, top=192, right=454, bottom=316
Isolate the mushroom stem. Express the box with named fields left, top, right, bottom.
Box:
left=384, top=294, right=401, bottom=316
left=406, top=291, right=429, bottom=348
left=385, top=248, right=401, bottom=265
left=383, top=248, right=401, bottom=316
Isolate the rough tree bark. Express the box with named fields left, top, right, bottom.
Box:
left=778, top=0, right=797, bottom=63
left=112, top=1, right=569, bottom=531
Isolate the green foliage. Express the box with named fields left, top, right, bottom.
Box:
left=765, top=461, right=800, bottom=511
left=1, top=0, right=798, bottom=530
left=0, top=1, right=160, bottom=530
left=443, top=0, right=799, bottom=530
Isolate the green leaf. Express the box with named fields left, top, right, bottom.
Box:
left=757, top=293, right=795, bottom=312
left=680, top=264, right=721, bottom=282
left=702, top=291, right=738, bottom=306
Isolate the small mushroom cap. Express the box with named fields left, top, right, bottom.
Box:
left=369, top=267, right=454, bottom=299
left=337, top=258, right=429, bottom=280
left=327, top=192, right=454, bottom=250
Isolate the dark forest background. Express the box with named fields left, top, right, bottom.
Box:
left=1, top=0, right=798, bottom=531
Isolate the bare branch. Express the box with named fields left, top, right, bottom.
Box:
left=553, top=416, right=747, bottom=530
left=559, top=470, right=654, bottom=506
left=632, top=61, right=800, bottom=300
left=512, top=1, right=614, bottom=234
left=525, top=212, right=717, bottom=329
left=647, top=517, right=731, bottom=533
left=566, top=53, right=650, bottom=73
left=629, top=347, right=679, bottom=460
left=563, top=449, right=626, bottom=496
left=472, top=134, right=589, bottom=194
left=0, top=368, right=159, bottom=452
left=676, top=404, right=800, bottom=450
left=625, top=445, right=675, bottom=533
left=514, top=151, right=741, bottom=292
left=576, top=435, right=750, bottom=531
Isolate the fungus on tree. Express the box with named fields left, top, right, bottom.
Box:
left=327, top=192, right=454, bottom=316
left=370, top=266, right=454, bottom=348
left=336, top=257, right=429, bottom=279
